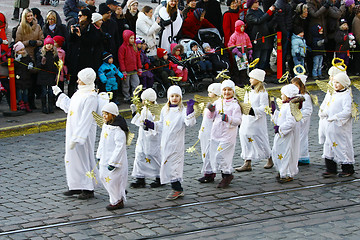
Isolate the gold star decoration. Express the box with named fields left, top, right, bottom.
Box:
left=279, top=113, right=282, bottom=118
left=333, top=142, right=338, bottom=147
left=85, top=170, right=98, bottom=184
left=66, top=160, right=69, bottom=164
left=105, top=176, right=111, bottom=183
left=203, top=153, right=206, bottom=158
left=264, top=106, right=271, bottom=115
left=104, top=132, right=108, bottom=139
left=217, top=146, right=223, bottom=151
left=201, top=127, right=205, bottom=132
left=278, top=154, right=283, bottom=160
left=248, top=137, right=254, bottom=143
left=145, top=158, right=151, bottom=163
left=186, top=146, right=196, bottom=153
left=70, top=111, right=74, bottom=116
left=166, top=120, right=170, bottom=126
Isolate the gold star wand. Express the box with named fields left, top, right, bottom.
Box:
left=54, top=59, right=64, bottom=86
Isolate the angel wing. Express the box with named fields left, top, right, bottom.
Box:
left=276, top=98, right=283, bottom=110
left=352, top=82, right=360, bottom=92
left=216, top=69, right=230, bottom=80
left=239, top=102, right=251, bottom=115
left=235, top=86, right=246, bottom=101
left=146, top=103, right=164, bottom=121
left=310, top=94, right=319, bottom=106
left=92, top=111, right=104, bottom=128
left=352, top=102, right=359, bottom=121
left=192, top=102, right=203, bottom=118
left=315, top=80, right=335, bottom=94
left=290, top=102, right=303, bottom=121
left=268, top=89, right=281, bottom=99
left=194, top=94, right=215, bottom=104
left=126, top=132, right=135, bottom=146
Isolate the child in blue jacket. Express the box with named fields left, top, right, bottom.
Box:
left=291, top=29, right=307, bottom=74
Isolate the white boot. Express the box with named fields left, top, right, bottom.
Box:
left=235, top=160, right=252, bottom=172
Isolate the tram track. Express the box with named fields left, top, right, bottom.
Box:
left=1, top=178, right=359, bottom=236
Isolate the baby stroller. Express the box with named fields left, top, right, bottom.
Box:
left=197, top=28, right=223, bottom=49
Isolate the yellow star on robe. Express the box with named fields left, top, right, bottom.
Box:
left=104, top=132, right=108, bottom=139
left=166, top=120, right=170, bottom=126
left=278, top=154, right=283, bottom=160
left=105, top=176, right=111, bottom=183
left=146, top=158, right=151, bottom=163
left=201, top=127, right=205, bottom=132
left=333, top=142, right=338, bottom=147
left=217, top=146, right=223, bottom=151
left=203, top=153, right=206, bottom=158
left=69, top=111, right=74, bottom=116
left=248, top=137, right=254, bottom=143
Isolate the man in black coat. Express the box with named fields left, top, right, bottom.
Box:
left=196, top=0, right=224, bottom=37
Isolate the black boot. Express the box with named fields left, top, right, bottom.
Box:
left=41, top=96, right=48, bottom=114
left=130, top=178, right=146, bottom=188
left=48, top=95, right=54, bottom=113
left=28, top=94, right=37, bottom=110
left=322, top=158, right=337, bottom=178
left=150, top=178, right=163, bottom=188
left=78, top=190, right=94, bottom=200
left=339, top=164, right=354, bottom=177
left=198, top=173, right=215, bottom=183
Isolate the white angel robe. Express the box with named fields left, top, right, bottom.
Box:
left=298, top=93, right=313, bottom=163
left=155, top=106, right=196, bottom=184
left=239, top=90, right=271, bottom=161
left=131, top=106, right=162, bottom=178
left=208, top=98, right=242, bottom=174
left=322, top=89, right=354, bottom=164
left=318, top=90, right=332, bottom=144
left=272, top=103, right=300, bottom=178
left=198, top=108, right=214, bottom=174
left=56, top=90, right=98, bottom=191
left=158, top=7, right=182, bottom=53
left=96, top=123, right=128, bottom=205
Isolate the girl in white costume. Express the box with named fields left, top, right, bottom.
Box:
left=197, top=83, right=222, bottom=183
left=271, top=84, right=301, bottom=183
left=207, top=80, right=242, bottom=188
left=144, top=86, right=196, bottom=200
left=52, top=68, right=99, bottom=200
left=97, top=102, right=129, bottom=211
left=236, top=69, right=272, bottom=172
left=291, top=75, right=313, bottom=165
left=130, top=88, right=162, bottom=188
left=321, top=72, right=355, bottom=178
left=318, top=66, right=346, bottom=144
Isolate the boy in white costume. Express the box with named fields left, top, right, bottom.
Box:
left=291, top=75, right=313, bottom=165
left=271, top=84, right=301, bottom=183
left=198, top=83, right=222, bottom=183
left=130, top=88, right=162, bottom=188
left=236, top=69, right=272, bottom=172
left=97, top=102, right=129, bottom=210
left=144, top=86, right=196, bottom=200
left=321, top=72, right=355, bottom=178
left=52, top=68, right=99, bottom=200
left=207, top=80, right=242, bottom=188
left=318, top=65, right=346, bottom=144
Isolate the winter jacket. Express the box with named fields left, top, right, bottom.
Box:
left=206, top=50, right=230, bottom=71
left=335, top=29, right=350, bottom=52
left=306, top=0, right=328, bottom=39
left=139, top=49, right=154, bottom=80
left=158, top=7, right=183, bottom=53
left=118, top=30, right=142, bottom=73
left=326, top=5, right=344, bottom=40
left=125, top=10, right=139, bottom=33
left=245, top=8, right=274, bottom=50
left=227, top=20, right=252, bottom=53
left=36, top=49, right=59, bottom=86
left=352, top=15, right=360, bottom=44
left=14, top=0, right=29, bottom=8
left=182, top=6, right=195, bottom=20
left=291, top=33, right=307, bottom=57
left=112, top=15, right=128, bottom=46
left=101, top=19, right=120, bottom=65
left=15, top=19, right=44, bottom=60
left=196, top=0, right=224, bottom=36
left=309, top=24, right=325, bottom=56
left=223, top=8, right=241, bottom=47
left=14, top=54, right=33, bottom=89
left=42, top=10, right=68, bottom=41
left=98, top=62, right=123, bottom=91
left=341, top=5, right=356, bottom=32
left=181, top=11, right=215, bottom=39
left=136, top=12, right=161, bottom=57
left=63, top=0, right=79, bottom=17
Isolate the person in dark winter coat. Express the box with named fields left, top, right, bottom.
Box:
left=181, top=8, right=215, bottom=40
left=125, top=0, right=139, bottom=33
left=66, top=8, right=104, bottom=96
left=31, top=8, right=45, bottom=29
left=42, top=10, right=68, bottom=43
left=196, top=0, right=223, bottom=37
left=223, top=0, right=242, bottom=48
left=63, top=0, right=80, bottom=19
left=112, top=5, right=128, bottom=47
left=152, top=48, right=174, bottom=88
left=306, top=0, right=328, bottom=43
left=335, top=19, right=351, bottom=66
left=182, top=0, right=196, bottom=20
left=292, top=3, right=309, bottom=37
left=13, top=0, right=29, bottom=21
left=245, top=0, right=276, bottom=70
left=203, top=42, right=229, bottom=74
left=36, top=35, right=59, bottom=114
left=310, top=24, right=325, bottom=79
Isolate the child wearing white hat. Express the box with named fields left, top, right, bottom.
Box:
left=291, top=75, right=313, bottom=166
left=143, top=85, right=196, bottom=200
left=198, top=83, right=222, bottom=183
left=130, top=88, right=162, bottom=188
left=207, top=80, right=242, bottom=188
left=97, top=102, right=129, bottom=210
left=271, top=84, right=301, bottom=183
left=321, top=72, right=355, bottom=178
left=236, top=69, right=272, bottom=172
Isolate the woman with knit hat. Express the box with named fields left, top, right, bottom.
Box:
left=52, top=68, right=101, bottom=200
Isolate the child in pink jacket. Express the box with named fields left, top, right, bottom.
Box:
left=118, top=30, right=142, bottom=102
left=228, top=20, right=253, bottom=60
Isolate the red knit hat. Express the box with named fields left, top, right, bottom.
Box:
left=53, top=35, right=65, bottom=47
left=44, top=35, right=54, bottom=45
left=157, top=48, right=167, bottom=58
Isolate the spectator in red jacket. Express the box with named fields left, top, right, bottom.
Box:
left=223, top=0, right=244, bottom=47
left=181, top=8, right=215, bottom=40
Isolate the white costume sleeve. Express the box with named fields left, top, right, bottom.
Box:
left=108, top=128, right=127, bottom=167
left=278, top=107, right=296, bottom=137
left=56, top=93, right=71, bottom=113
left=184, top=110, right=196, bottom=127
left=131, top=112, right=142, bottom=126
left=332, top=93, right=352, bottom=126
left=96, top=124, right=105, bottom=159
left=228, top=103, right=242, bottom=127
left=301, top=94, right=313, bottom=119
left=253, top=91, right=268, bottom=120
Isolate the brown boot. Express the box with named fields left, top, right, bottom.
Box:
left=235, top=160, right=252, bottom=172
left=264, top=157, right=274, bottom=169
left=217, top=174, right=234, bottom=188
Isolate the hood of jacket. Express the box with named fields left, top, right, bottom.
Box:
left=235, top=20, right=245, bottom=33
left=44, top=10, right=63, bottom=28
left=123, top=30, right=135, bottom=45
left=170, top=43, right=184, bottom=55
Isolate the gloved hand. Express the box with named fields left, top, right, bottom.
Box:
left=122, top=72, right=127, bottom=79
left=15, top=54, right=22, bottom=61
left=271, top=101, right=276, bottom=114
left=144, top=63, right=149, bottom=69
left=317, top=39, right=325, bottom=47
left=137, top=69, right=142, bottom=76
left=186, top=99, right=195, bottom=115
left=29, top=40, right=37, bottom=47
left=69, top=141, right=77, bottom=150
left=249, top=108, right=255, bottom=116
left=296, top=52, right=301, bottom=61
left=232, top=47, right=242, bottom=57
left=177, top=65, right=183, bottom=71
left=130, top=104, right=137, bottom=114
left=207, top=102, right=215, bottom=112
left=221, top=113, right=229, bottom=122
left=41, top=56, right=46, bottom=65
left=52, top=85, right=62, bottom=96
left=108, top=165, right=116, bottom=171
left=28, top=62, right=34, bottom=70
left=144, top=119, right=155, bottom=130
left=248, top=49, right=253, bottom=61
left=274, top=125, right=279, bottom=134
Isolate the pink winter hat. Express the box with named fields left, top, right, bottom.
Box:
left=13, top=41, right=25, bottom=52
left=44, top=35, right=54, bottom=45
